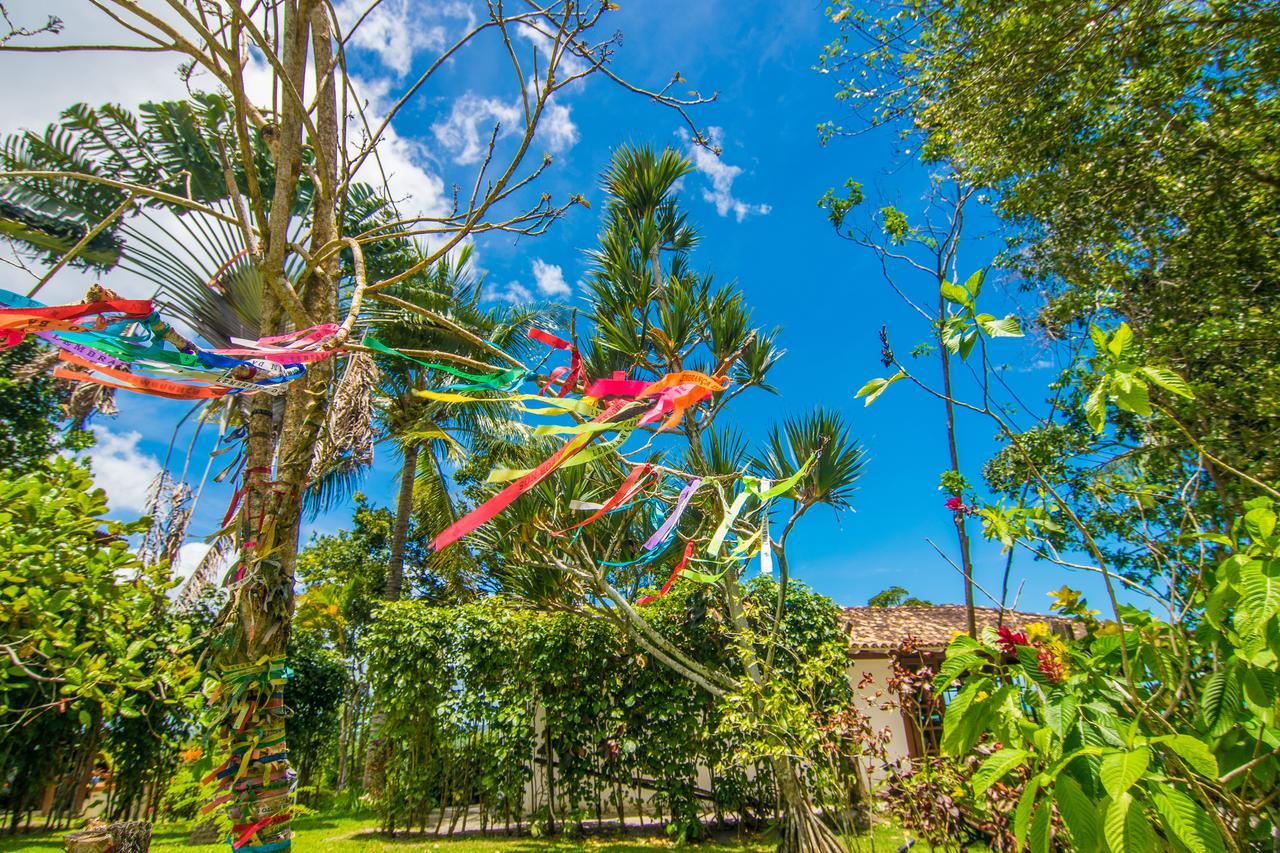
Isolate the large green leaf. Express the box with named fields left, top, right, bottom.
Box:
left=1161, top=734, right=1219, bottom=779
left=1045, top=692, right=1080, bottom=739
left=1028, top=800, right=1053, bottom=853
left=1151, top=787, right=1225, bottom=853
left=941, top=677, right=990, bottom=755
left=1238, top=559, right=1280, bottom=627
left=1013, top=776, right=1042, bottom=848
left=1106, top=323, right=1135, bottom=360
left=1200, top=668, right=1241, bottom=737
left=1056, top=775, right=1102, bottom=853
left=971, top=747, right=1028, bottom=796
left=1138, top=365, right=1194, bottom=399
left=976, top=312, right=1023, bottom=338
left=941, top=279, right=971, bottom=307
left=1244, top=506, right=1277, bottom=542
left=1100, top=747, right=1150, bottom=799
left=1104, top=792, right=1154, bottom=853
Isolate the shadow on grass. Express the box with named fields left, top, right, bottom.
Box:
left=344, top=823, right=772, bottom=851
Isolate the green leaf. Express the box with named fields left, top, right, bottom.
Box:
left=1201, top=668, right=1241, bottom=738
left=1029, top=800, right=1053, bottom=853
left=1056, top=775, right=1102, bottom=853
left=957, top=329, right=978, bottom=360
left=1013, top=777, right=1042, bottom=848
left=1138, top=366, right=1194, bottom=399
left=854, top=370, right=903, bottom=406
left=1151, top=787, right=1225, bottom=853
left=977, top=313, right=1023, bottom=338
left=941, top=280, right=971, bottom=307
left=1086, top=379, right=1108, bottom=433
left=1106, top=323, right=1135, bottom=360
left=1100, top=747, right=1150, bottom=799
left=941, top=677, right=990, bottom=756
left=972, top=747, right=1029, bottom=796
left=1242, top=669, right=1277, bottom=711
left=932, top=651, right=981, bottom=691
left=1111, top=373, right=1152, bottom=417
left=1045, top=693, right=1080, bottom=739
left=1239, top=559, right=1280, bottom=623
left=1089, top=324, right=1108, bottom=352
left=1244, top=507, right=1277, bottom=542
left=1104, top=792, right=1154, bottom=853
left=1162, top=734, right=1219, bottom=779
left=964, top=267, right=986, bottom=299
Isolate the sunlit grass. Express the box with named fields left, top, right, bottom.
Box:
left=0, top=812, right=943, bottom=851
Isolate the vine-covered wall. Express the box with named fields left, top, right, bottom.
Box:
left=361, top=581, right=852, bottom=839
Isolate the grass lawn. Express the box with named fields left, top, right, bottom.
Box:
left=0, top=813, right=928, bottom=851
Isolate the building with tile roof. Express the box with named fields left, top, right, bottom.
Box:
left=841, top=605, right=1079, bottom=764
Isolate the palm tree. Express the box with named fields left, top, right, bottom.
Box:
left=359, top=244, right=542, bottom=603
left=457, top=145, right=863, bottom=852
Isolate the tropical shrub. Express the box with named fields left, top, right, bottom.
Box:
left=0, top=457, right=203, bottom=828
left=933, top=506, right=1280, bottom=852
left=360, top=581, right=854, bottom=837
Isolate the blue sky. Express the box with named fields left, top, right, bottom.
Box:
left=0, top=1, right=1118, bottom=613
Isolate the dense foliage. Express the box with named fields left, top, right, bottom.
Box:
left=932, top=494, right=1280, bottom=852
left=0, top=458, right=203, bottom=830
left=361, top=581, right=854, bottom=841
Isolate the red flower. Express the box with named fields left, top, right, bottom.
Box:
left=996, top=625, right=1029, bottom=655
left=945, top=495, right=965, bottom=512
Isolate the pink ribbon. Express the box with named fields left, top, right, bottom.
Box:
left=211, top=324, right=341, bottom=363
left=585, top=370, right=650, bottom=399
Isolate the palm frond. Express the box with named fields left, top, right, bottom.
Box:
left=756, top=407, right=867, bottom=511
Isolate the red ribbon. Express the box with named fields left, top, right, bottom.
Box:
left=0, top=298, right=153, bottom=330
left=432, top=399, right=630, bottom=552
left=528, top=327, right=583, bottom=396
left=555, top=464, right=653, bottom=535
left=232, top=813, right=291, bottom=848
left=638, top=540, right=698, bottom=606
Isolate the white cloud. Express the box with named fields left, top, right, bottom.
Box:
left=433, top=93, right=523, bottom=165
left=492, top=280, right=534, bottom=304
left=538, top=100, right=579, bottom=157
left=685, top=127, right=772, bottom=222
left=531, top=258, right=571, bottom=297
left=170, top=542, right=210, bottom=585
left=86, top=426, right=162, bottom=515
left=0, top=1, right=191, bottom=134
left=433, top=86, right=578, bottom=166
left=332, top=0, right=475, bottom=77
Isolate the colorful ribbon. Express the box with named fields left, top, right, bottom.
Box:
left=432, top=398, right=634, bottom=551
left=643, top=477, right=703, bottom=550
left=556, top=464, right=654, bottom=534
left=528, top=327, right=583, bottom=396
left=363, top=335, right=526, bottom=391
left=637, top=540, right=698, bottom=606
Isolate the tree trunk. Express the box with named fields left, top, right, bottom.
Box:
left=211, top=4, right=342, bottom=852
left=385, top=441, right=419, bottom=601
left=938, top=292, right=977, bottom=637
left=771, top=755, right=843, bottom=853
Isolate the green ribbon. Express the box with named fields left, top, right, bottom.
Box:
left=704, top=455, right=815, bottom=557
left=362, top=334, right=526, bottom=390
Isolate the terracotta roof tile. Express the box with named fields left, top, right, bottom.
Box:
left=841, top=604, right=1078, bottom=652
